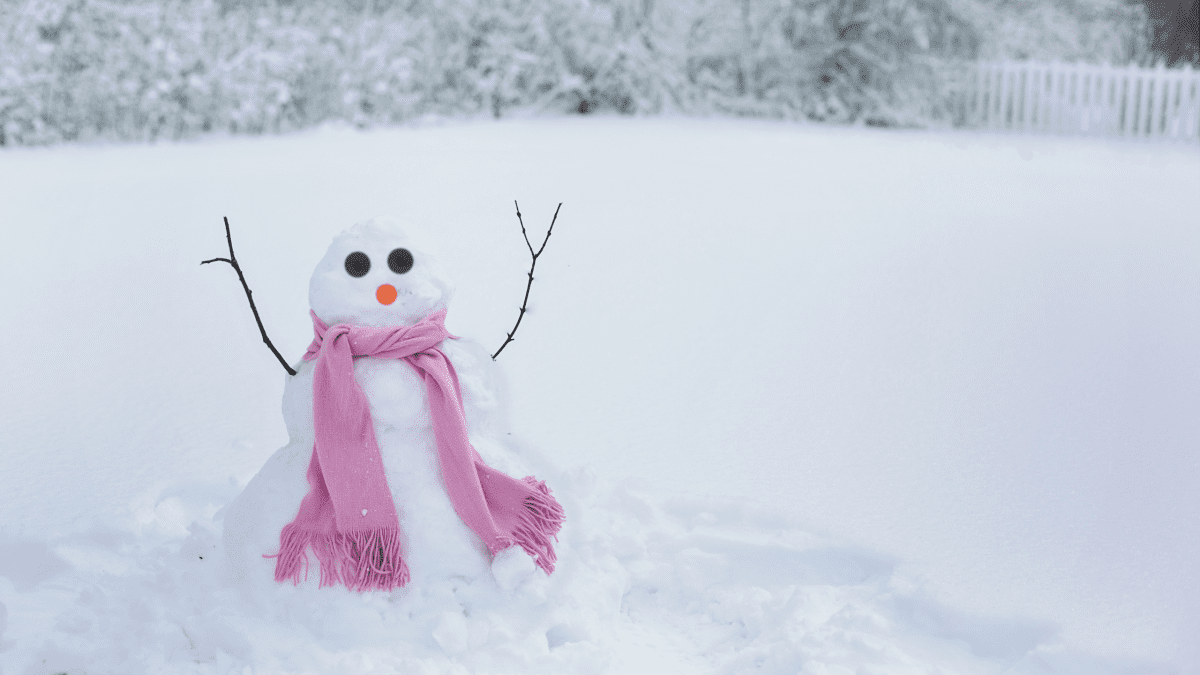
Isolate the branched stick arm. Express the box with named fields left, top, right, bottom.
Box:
left=202, top=217, right=297, bottom=377
left=492, top=201, right=561, bottom=360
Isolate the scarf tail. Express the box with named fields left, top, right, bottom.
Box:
left=337, top=528, right=410, bottom=591
left=268, top=525, right=410, bottom=591
left=504, top=476, right=565, bottom=574
left=267, top=521, right=313, bottom=585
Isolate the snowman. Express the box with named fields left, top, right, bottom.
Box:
left=222, top=216, right=563, bottom=596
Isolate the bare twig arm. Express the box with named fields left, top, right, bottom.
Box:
left=202, top=217, right=297, bottom=377
left=492, top=201, right=562, bottom=360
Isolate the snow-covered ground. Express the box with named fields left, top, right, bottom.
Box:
left=1, top=117, right=1197, bottom=674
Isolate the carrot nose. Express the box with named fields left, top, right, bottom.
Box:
left=376, top=284, right=398, bottom=305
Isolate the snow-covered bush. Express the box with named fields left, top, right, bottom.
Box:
left=677, top=0, right=981, bottom=125
left=955, top=0, right=1149, bottom=63
left=0, top=0, right=1149, bottom=145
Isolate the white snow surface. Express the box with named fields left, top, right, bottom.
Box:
left=0, top=118, right=1197, bottom=674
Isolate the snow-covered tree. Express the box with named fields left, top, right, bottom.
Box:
left=1144, top=0, right=1199, bottom=64
left=0, top=0, right=1153, bottom=145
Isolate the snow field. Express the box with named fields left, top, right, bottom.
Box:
left=1, top=117, right=1198, bottom=672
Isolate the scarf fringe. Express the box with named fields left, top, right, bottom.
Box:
left=268, top=524, right=410, bottom=592
left=267, top=523, right=312, bottom=584
left=510, top=476, right=566, bottom=574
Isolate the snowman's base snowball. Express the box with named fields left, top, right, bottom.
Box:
left=492, top=546, right=538, bottom=592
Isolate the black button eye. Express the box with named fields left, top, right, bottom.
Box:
left=344, top=251, right=371, bottom=277
left=388, top=248, right=413, bottom=274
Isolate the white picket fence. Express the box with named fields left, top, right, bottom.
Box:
left=961, top=61, right=1200, bottom=142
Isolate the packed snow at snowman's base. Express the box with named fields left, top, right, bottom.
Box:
left=1, top=118, right=1197, bottom=674
left=3, top=471, right=1096, bottom=675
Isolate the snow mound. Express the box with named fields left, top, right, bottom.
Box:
left=0, top=471, right=1156, bottom=674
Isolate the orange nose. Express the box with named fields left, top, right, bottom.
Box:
left=376, top=284, right=397, bottom=305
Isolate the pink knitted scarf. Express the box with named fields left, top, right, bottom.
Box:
left=269, top=309, right=564, bottom=591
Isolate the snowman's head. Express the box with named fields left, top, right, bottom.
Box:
left=309, top=217, right=454, bottom=327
